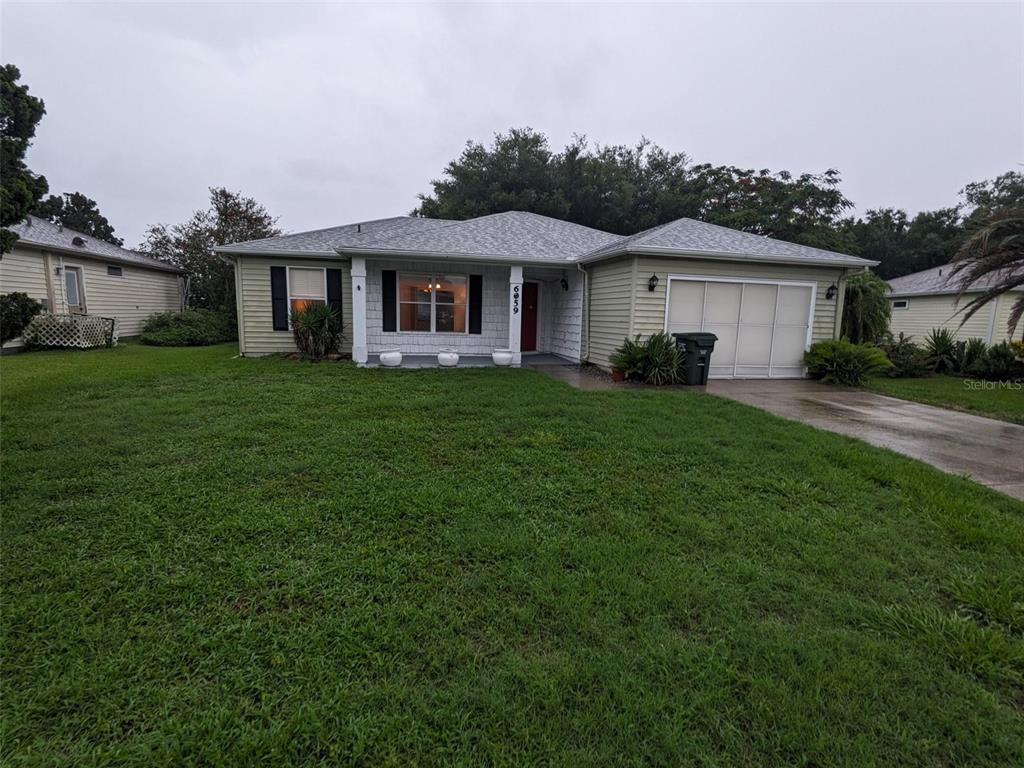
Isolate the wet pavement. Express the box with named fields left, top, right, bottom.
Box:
left=707, top=379, right=1024, bottom=501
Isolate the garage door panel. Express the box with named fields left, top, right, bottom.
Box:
left=772, top=326, right=809, bottom=370
left=737, top=324, right=773, bottom=365
left=777, top=285, right=813, bottom=325
left=740, top=284, right=777, bottom=324
left=667, top=281, right=704, bottom=331
left=704, top=283, right=742, bottom=323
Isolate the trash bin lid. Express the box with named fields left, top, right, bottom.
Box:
left=672, top=332, right=718, bottom=347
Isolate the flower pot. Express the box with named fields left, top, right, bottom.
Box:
left=611, top=368, right=626, bottom=382
left=492, top=348, right=514, bottom=367
left=437, top=348, right=459, bottom=367
left=379, top=348, right=402, bottom=367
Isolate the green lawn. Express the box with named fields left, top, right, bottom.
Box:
left=2, top=344, right=1023, bottom=767
left=867, top=374, right=1024, bottom=424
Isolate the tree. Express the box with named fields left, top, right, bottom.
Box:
left=140, top=187, right=280, bottom=313
left=1, top=64, right=48, bottom=254
left=415, top=128, right=568, bottom=221
left=414, top=129, right=855, bottom=249
left=32, top=192, right=123, bottom=245
left=842, top=208, right=910, bottom=279
left=949, top=208, right=1024, bottom=337
left=841, top=271, right=891, bottom=344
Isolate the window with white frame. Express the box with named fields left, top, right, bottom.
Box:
left=288, top=267, right=327, bottom=314
left=398, top=273, right=467, bottom=332
left=892, top=299, right=909, bottom=310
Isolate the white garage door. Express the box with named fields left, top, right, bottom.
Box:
left=665, top=278, right=815, bottom=379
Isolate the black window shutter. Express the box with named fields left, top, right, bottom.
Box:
left=382, top=270, right=397, bottom=332
left=468, top=274, right=483, bottom=334
left=326, top=268, right=342, bottom=318
left=270, top=266, right=288, bottom=331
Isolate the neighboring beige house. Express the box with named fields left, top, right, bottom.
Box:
left=218, top=212, right=875, bottom=379
left=887, top=264, right=1023, bottom=344
left=1, top=216, right=184, bottom=349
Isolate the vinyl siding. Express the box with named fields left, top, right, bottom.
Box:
left=632, top=257, right=846, bottom=343
left=68, top=259, right=181, bottom=336
left=236, top=256, right=352, bottom=356
left=888, top=292, right=1024, bottom=344
left=0, top=247, right=49, bottom=302
left=993, top=292, right=1024, bottom=343
left=583, top=256, right=634, bottom=368
left=1, top=246, right=180, bottom=345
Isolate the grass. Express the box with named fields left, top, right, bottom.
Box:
left=866, top=374, right=1024, bottom=424
left=2, top=344, right=1023, bottom=767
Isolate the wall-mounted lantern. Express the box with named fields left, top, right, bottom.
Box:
left=648, top=274, right=660, bottom=292
left=826, top=283, right=838, bottom=300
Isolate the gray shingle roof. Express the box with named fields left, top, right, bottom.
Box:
left=886, top=264, right=1021, bottom=297
left=216, top=216, right=454, bottom=255
left=338, top=211, right=621, bottom=262
left=5, top=216, right=182, bottom=273
left=217, top=210, right=875, bottom=268
left=579, top=217, right=875, bottom=267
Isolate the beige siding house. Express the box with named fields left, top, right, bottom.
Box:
left=1, top=216, right=184, bottom=349
left=887, top=264, right=1023, bottom=344
left=219, top=212, right=874, bottom=379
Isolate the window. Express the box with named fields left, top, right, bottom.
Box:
left=107, top=265, right=123, bottom=277
left=398, top=273, right=467, bottom=332
left=288, top=267, right=326, bottom=314
left=892, top=299, right=909, bottom=310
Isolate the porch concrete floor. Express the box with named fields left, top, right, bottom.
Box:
left=364, top=353, right=573, bottom=368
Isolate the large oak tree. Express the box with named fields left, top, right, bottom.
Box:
left=1, top=64, right=48, bottom=254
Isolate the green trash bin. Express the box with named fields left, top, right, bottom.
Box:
left=672, top=332, right=718, bottom=385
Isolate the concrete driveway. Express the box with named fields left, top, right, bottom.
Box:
left=707, top=379, right=1024, bottom=501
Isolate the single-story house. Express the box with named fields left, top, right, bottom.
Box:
left=887, top=264, right=1023, bottom=344
left=1, top=216, right=185, bottom=349
left=217, top=211, right=876, bottom=378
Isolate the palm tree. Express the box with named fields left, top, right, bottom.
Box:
left=841, top=271, right=890, bottom=343
left=950, top=208, right=1024, bottom=336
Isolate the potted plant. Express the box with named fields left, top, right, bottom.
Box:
left=609, top=335, right=645, bottom=382
left=492, top=348, right=514, bottom=366
left=379, top=347, right=402, bottom=367
left=437, top=347, right=459, bottom=367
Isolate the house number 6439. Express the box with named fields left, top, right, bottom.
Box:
left=512, top=285, right=520, bottom=314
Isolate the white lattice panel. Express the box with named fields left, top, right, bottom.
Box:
left=24, top=314, right=118, bottom=349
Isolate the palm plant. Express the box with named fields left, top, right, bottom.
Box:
left=924, top=328, right=958, bottom=373
left=949, top=207, right=1024, bottom=337
left=290, top=304, right=341, bottom=361
left=841, top=271, right=891, bottom=344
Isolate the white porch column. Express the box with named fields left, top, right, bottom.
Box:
left=508, top=265, right=523, bottom=366
left=351, top=256, right=368, bottom=364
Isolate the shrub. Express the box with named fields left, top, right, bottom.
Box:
left=609, top=336, right=645, bottom=380
left=1, top=292, right=43, bottom=344
left=291, top=303, right=341, bottom=361
left=141, top=309, right=236, bottom=346
left=1010, top=340, right=1024, bottom=359
left=924, top=328, right=959, bottom=373
left=804, top=339, right=892, bottom=386
left=879, top=332, right=928, bottom=378
left=968, top=342, right=1024, bottom=382
left=610, top=332, right=683, bottom=385
left=958, top=338, right=988, bottom=373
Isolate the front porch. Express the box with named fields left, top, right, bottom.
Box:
left=350, top=257, right=583, bottom=367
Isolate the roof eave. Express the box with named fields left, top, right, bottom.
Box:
left=213, top=246, right=345, bottom=259
left=578, top=244, right=877, bottom=268
left=335, top=245, right=577, bottom=266
left=10, top=238, right=184, bottom=274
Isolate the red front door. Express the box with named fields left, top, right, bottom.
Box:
left=521, top=282, right=538, bottom=352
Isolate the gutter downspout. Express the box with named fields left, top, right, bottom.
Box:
left=576, top=263, right=589, bottom=362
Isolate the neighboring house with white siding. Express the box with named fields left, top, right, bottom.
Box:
left=887, top=264, right=1023, bottom=345
left=217, top=211, right=876, bottom=379
left=1, top=216, right=184, bottom=349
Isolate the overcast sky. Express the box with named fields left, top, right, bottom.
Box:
left=3, top=2, right=1021, bottom=246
